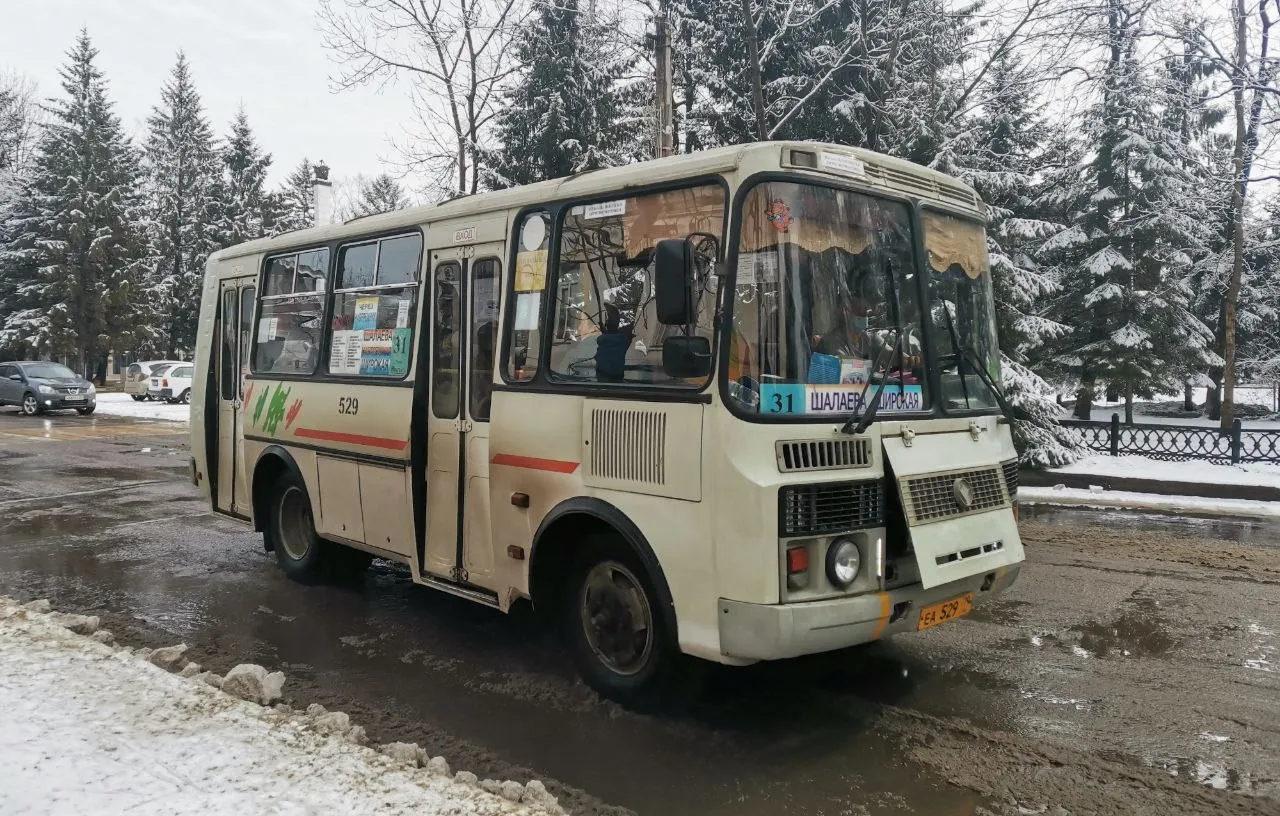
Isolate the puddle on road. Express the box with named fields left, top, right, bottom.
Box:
left=1071, top=597, right=1177, bottom=658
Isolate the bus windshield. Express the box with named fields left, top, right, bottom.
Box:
left=923, top=210, right=1000, bottom=410
left=726, top=182, right=929, bottom=419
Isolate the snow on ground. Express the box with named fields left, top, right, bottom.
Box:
left=94, top=392, right=190, bottom=423
left=0, top=597, right=563, bottom=816
left=1050, top=454, right=1280, bottom=489
left=1020, top=485, right=1280, bottom=520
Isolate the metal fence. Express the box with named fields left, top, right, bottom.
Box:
left=1060, top=415, right=1280, bottom=464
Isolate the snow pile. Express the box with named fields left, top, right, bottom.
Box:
left=94, top=392, right=190, bottom=423
left=0, top=596, right=564, bottom=816
left=1050, top=454, right=1280, bottom=489
left=1020, top=485, right=1280, bottom=519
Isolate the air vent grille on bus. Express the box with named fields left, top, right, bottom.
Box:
left=904, top=467, right=1006, bottom=524
left=776, top=438, right=872, bottom=472
left=779, top=480, right=883, bottom=537
left=1001, top=459, right=1019, bottom=497
left=589, top=408, right=667, bottom=485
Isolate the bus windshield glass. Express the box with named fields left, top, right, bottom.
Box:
left=727, top=182, right=928, bottom=419
left=923, top=210, right=1000, bottom=411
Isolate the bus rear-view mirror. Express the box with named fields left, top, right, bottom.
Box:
left=654, top=238, right=695, bottom=325
left=662, top=335, right=711, bottom=379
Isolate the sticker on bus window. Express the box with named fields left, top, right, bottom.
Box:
left=395, top=299, right=411, bottom=328
left=514, top=250, right=547, bottom=292
left=514, top=292, right=541, bottom=330
left=354, top=297, right=380, bottom=331
left=583, top=200, right=626, bottom=220
left=330, top=330, right=362, bottom=375
left=389, top=328, right=413, bottom=376
left=358, top=329, right=393, bottom=376
left=759, top=383, right=923, bottom=416
left=258, top=317, right=278, bottom=340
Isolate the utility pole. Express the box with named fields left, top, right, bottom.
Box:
left=653, top=13, right=674, bottom=158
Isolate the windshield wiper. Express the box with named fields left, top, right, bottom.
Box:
left=842, top=331, right=903, bottom=435
left=952, top=338, right=1023, bottom=422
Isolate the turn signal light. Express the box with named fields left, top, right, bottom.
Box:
left=786, top=546, right=808, bottom=574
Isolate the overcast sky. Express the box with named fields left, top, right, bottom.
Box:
left=0, top=0, right=416, bottom=188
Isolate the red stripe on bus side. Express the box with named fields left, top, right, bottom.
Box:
left=491, top=453, right=580, bottom=473
left=293, top=428, right=408, bottom=451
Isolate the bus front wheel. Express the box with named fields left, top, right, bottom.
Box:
left=565, top=540, right=680, bottom=708
left=267, top=471, right=373, bottom=583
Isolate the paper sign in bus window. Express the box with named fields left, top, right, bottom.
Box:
left=354, top=297, right=380, bottom=331
left=514, top=292, right=541, bottom=330
left=389, top=328, right=413, bottom=376
left=395, top=298, right=411, bottom=328
left=358, top=328, right=393, bottom=376
left=330, top=330, right=362, bottom=375
left=759, top=383, right=924, bottom=415
left=514, top=250, right=547, bottom=292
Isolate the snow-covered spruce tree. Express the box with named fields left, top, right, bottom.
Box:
left=938, top=54, right=1084, bottom=465
left=352, top=173, right=409, bottom=217
left=271, top=158, right=315, bottom=234
left=1040, top=0, right=1215, bottom=422
left=144, top=52, right=224, bottom=357
left=0, top=31, right=149, bottom=376
left=221, top=107, right=273, bottom=246
left=484, top=0, right=636, bottom=188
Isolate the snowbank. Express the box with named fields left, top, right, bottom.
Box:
left=1020, top=485, right=1280, bottom=520
left=94, top=392, right=190, bottom=423
left=1050, top=454, right=1280, bottom=489
left=0, top=597, right=563, bottom=816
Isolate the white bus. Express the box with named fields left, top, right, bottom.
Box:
left=190, top=141, right=1024, bottom=705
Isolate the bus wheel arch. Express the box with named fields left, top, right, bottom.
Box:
left=529, top=498, right=686, bottom=706
left=251, top=446, right=304, bottom=550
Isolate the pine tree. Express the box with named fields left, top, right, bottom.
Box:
left=940, top=54, right=1083, bottom=465
left=144, top=52, right=224, bottom=357
left=221, top=107, right=272, bottom=246
left=484, top=0, right=635, bottom=188
left=353, top=173, right=408, bottom=217
left=1041, top=0, right=1215, bottom=422
left=272, top=158, right=315, bottom=234
left=0, top=31, right=149, bottom=375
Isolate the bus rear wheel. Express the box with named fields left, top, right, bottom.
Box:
left=267, top=472, right=371, bottom=583
left=565, top=541, right=680, bottom=708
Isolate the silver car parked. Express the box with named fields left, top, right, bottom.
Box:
left=0, top=361, right=97, bottom=416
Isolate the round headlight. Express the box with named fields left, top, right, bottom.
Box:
left=827, top=538, right=861, bottom=589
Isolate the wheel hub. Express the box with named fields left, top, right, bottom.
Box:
left=580, top=562, right=653, bottom=676
left=277, top=486, right=312, bottom=561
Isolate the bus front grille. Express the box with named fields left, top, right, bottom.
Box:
left=775, top=438, right=872, bottom=472
left=904, top=467, right=1006, bottom=524
left=779, top=480, right=883, bottom=537
left=1001, top=460, right=1019, bottom=497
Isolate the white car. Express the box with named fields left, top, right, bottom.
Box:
left=125, top=360, right=184, bottom=401
left=147, top=363, right=194, bottom=404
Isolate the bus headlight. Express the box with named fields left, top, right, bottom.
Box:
left=826, top=538, right=861, bottom=589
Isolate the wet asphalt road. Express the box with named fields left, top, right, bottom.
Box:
left=1, top=409, right=1278, bottom=816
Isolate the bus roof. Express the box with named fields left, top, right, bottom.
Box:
left=210, top=141, right=982, bottom=264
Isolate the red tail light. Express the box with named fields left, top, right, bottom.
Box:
left=162, top=378, right=169, bottom=387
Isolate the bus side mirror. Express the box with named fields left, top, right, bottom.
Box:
left=662, top=336, right=711, bottom=379
left=654, top=238, right=695, bottom=326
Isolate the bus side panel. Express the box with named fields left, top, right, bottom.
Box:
left=190, top=259, right=224, bottom=504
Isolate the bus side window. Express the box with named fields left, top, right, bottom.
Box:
left=469, top=258, right=500, bottom=420
left=507, top=211, right=550, bottom=383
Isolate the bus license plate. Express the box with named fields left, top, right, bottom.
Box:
left=917, top=593, right=973, bottom=631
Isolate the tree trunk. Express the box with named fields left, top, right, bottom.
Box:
left=1184, top=382, right=1195, bottom=411
left=739, top=0, right=767, bottom=141
left=1073, top=374, right=1095, bottom=420
left=1221, top=0, right=1249, bottom=430
left=1124, top=386, right=1134, bottom=425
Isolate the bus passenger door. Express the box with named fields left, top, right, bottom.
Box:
left=422, top=246, right=503, bottom=587
left=215, top=278, right=256, bottom=516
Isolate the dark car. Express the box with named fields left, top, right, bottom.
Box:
left=0, top=361, right=97, bottom=416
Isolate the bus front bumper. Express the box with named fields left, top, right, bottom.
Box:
left=717, top=564, right=1021, bottom=661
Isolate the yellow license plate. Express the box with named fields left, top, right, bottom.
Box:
left=917, top=593, right=973, bottom=631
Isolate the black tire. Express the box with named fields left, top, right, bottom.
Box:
left=20, top=392, right=41, bottom=416
left=77, top=406, right=95, bottom=416
left=130, top=394, right=146, bottom=402
left=564, top=537, right=684, bottom=709
left=267, top=471, right=371, bottom=584
left=179, top=389, right=190, bottom=405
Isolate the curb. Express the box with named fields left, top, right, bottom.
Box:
left=1020, top=468, right=1280, bottom=503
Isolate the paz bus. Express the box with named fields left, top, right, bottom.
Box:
left=190, top=141, right=1024, bottom=705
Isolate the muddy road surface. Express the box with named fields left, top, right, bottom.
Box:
left=1, top=411, right=1277, bottom=816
